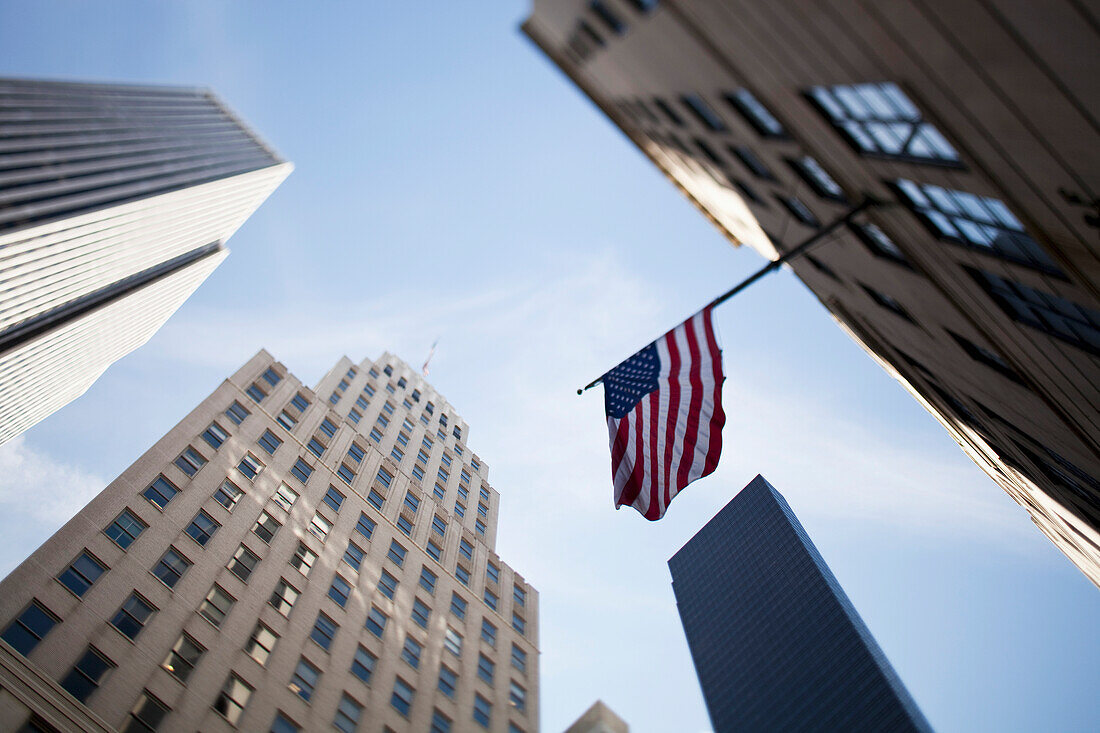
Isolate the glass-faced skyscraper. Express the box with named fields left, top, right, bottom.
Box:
left=0, top=350, right=538, bottom=732
left=669, top=475, right=931, bottom=733
left=0, top=78, right=291, bottom=445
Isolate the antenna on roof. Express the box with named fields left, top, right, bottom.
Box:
left=422, top=337, right=440, bottom=377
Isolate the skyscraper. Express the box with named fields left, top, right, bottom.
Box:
left=522, top=1, right=1100, bottom=585
left=669, top=475, right=932, bottom=733
left=0, top=350, right=538, bottom=732
left=0, top=78, right=291, bottom=445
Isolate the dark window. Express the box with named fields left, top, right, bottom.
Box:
left=725, top=89, right=786, bottom=137
left=329, top=575, right=352, bottom=607
left=310, top=612, right=338, bottom=651
left=121, top=690, right=171, bottom=732
left=420, top=566, right=437, bottom=594
left=412, top=599, right=431, bottom=628
left=320, top=417, right=338, bottom=438
left=729, top=145, right=774, bottom=180
left=58, top=551, right=107, bottom=597
left=61, top=646, right=115, bottom=703
left=438, top=666, right=457, bottom=698
left=246, top=383, right=266, bottom=403
left=225, top=401, right=249, bottom=425
left=852, top=221, right=909, bottom=264
left=376, top=467, right=394, bottom=488
left=228, top=545, right=259, bottom=582
left=289, top=658, right=319, bottom=702
left=402, top=636, right=422, bottom=668
left=290, top=393, right=309, bottom=412
left=788, top=156, right=846, bottom=201
left=105, top=510, right=146, bottom=549
left=450, top=592, right=467, bottom=619
left=653, top=97, right=685, bottom=127
left=343, top=541, right=365, bottom=571
left=577, top=19, right=605, bottom=49
left=333, top=695, right=362, bottom=733
left=355, top=512, right=376, bottom=540
left=258, top=430, right=282, bottom=455
left=694, top=137, right=724, bottom=166
left=778, top=195, right=820, bottom=227
left=252, top=512, right=281, bottom=544
left=269, top=579, right=300, bottom=615
left=291, top=458, right=313, bottom=484
left=199, top=585, right=235, bottom=627
left=174, top=446, right=207, bottom=477
left=481, top=618, right=497, bottom=645
left=201, top=422, right=229, bottom=450
left=511, top=643, right=527, bottom=672
left=391, top=677, right=415, bottom=716
left=152, top=548, right=190, bottom=588
left=807, top=83, right=959, bottom=164
left=727, top=175, right=766, bottom=206
left=473, top=693, right=492, bottom=728
left=142, top=475, right=179, bottom=510
left=185, top=511, right=220, bottom=546
left=214, top=673, right=251, bottom=724
left=590, top=0, right=626, bottom=34
left=213, top=479, right=244, bottom=511
left=365, top=607, right=387, bottom=638
left=324, top=486, right=345, bottom=513
left=163, top=633, right=203, bottom=682
left=388, top=541, right=407, bottom=567
left=110, top=593, right=156, bottom=640
left=427, top=540, right=443, bottom=561
left=860, top=283, right=916, bottom=323
left=1, top=600, right=59, bottom=656
left=350, top=646, right=376, bottom=683
left=681, top=94, right=727, bottom=132
left=378, top=569, right=399, bottom=599
left=947, top=330, right=1027, bottom=384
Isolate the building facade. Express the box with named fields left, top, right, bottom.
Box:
left=562, top=700, right=628, bottom=733
left=0, top=78, right=291, bottom=445
left=0, top=350, right=539, bottom=732
left=522, top=0, right=1100, bottom=585
left=669, top=475, right=932, bottom=733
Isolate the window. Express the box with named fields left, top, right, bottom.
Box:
left=948, top=330, right=1026, bottom=384
left=185, top=511, right=220, bottom=546
left=290, top=393, right=310, bottom=412
left=382, top=401, right=395, bottom=416
left=511, top=643, right=527, bottom=673
left=778, top=195, right=821, bottom=228
left=455, top=502, right=466, bottom=519
left=152, top=548, right=190, bottom=588
left=214, top=673, right=252, bottom=724
left=444, top=628, right=463, bottom=656
left=271, top=712, right=300, bottom=733
left=245, top=622, right=278, bottom=666
left=513, top=612, right=526, bottom=635
left=481, top=618, right=497, bottom=646
left=473, top=693, right=492, bottom=728
left=808, top=82, right=958, bottom=163
left=509, top=680, right=527, bottom=713
left=252, top=512, right=281, bottom=544
left=310, top=612, right=338, bottom=651
left=514, top=585, right=527, bottom=607
left=335, top=463, right=356, bottom=485
left=383, top=365, right=393, bottom=376
left=350, top=645, right=376, bottom=683
left=860, top=283, right=915, bottom=323
left=459, top=485, right=469, bottom=501
left=163, top=633, right=203, bottom=682
left=894, top=179, right=1063, bottom=275
left=477, top=502, right=488, bottom=518
left=288, top=659, right=319, bottom=702
left=391, top=677, right=415, bottom=716
left=258, top=429, right=282, bottom=455
left=680, top=93, right=726, bottom=131
left=142, top=475, right=178, bottom=510
left=225, top=401, right=249, bottom=425
left=246, top=383, right=267, bottom=403
left=355, top=512, right=376, bottom=540
left=402, top=636, right=422, bottom=668
left=202, top=422, right=229, bottom=450
left=404, top=491, right=421, bottom=514
left=725, top=88, right=785, bottom=137
left=269, top=579, right=300, bottom=615
left=419, top=566, right=437, bottom=594
left=333, top=695, right=362, bottom=733
left=329, top=392, right=340, bottom=405
left=291, top=457, right=314, bottom=484
left=461, top=469, right=471, bottom=485
left=111, top=593, right=155, bottom=640
left=323, top=486, right=345, bottom=513
left=364, top=381, right=376, bottom=394
left=412, top=598, right=431, bottom=628
left=343, top=541, right=365, bottom=571
left=309, top=512, right=332, bottom=540
left=425, top=401, right=434, bottom=415
left=853, top=221, right=908, bottom=264
left=273, top=482, right=298, bottom=512
left=376, top=467, right=394, bottom=488
left=968, top=268, right=1100, bottom=354
left=427, top=540, right=443, bottom=561
left=487, top=562, right=500, bottom=584
left=105, top=509, right=146, bottom=549
left=228, top=545, right=260, bottom=582
left=456, top=564, right=470, bottom=586
left=431, top=516, right=447, bottom=538
left=412, top=465, right=425, bottom=481
left=369, top=427, right=383, bottom=443
left=348, top=442, right=365, bottom=463
left=291, top=542, right=317, bottom=576
left=392, top=514, right=411, bottom=536
left=61, top=647, right=115, bottom=703
left=365, top=607, right=387, bottom=637
left=694, top=137, right=724, bottom=166
left=788, top=156, right=845, bottom=200
left=329, top=574, right=352, bottom=607
left=484, top=589, right=498, bottom=611
left=236, top=454, right=263, bottom=481
left=437, top=664, right=458, bottom=698
left=276, top=410, right=297, bottom=430
left=472, top=458, right=480, bottom=470
left=479, top=486, right=490, bottom=502
left=1, top=600, right=58, bottom=656
left=306, top=437, right=326, bottom=457
left=387, top=540, right=407, bottom=567
left=214, top=479, right=244, bottom=511
left=377, top=414, right=390, bottom=428
left=356, top=394, right=369, bottom=410
left=377, top=569, right=398, bottom=599
left=174, top=446, right=207, bottom=477
left=477, top=653, right=495, bottom=684
left=199, top=585, right=235, bottom=627
left=385, top=384, right=395, bottom=394
left=450, top=592, right=467, bottom=619
left=433, top=483, right=446, bottom=501
left=348, top=408, right=362, bottom=424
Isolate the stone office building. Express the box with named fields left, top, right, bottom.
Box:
left=0, top=350, right=538, bottom=732
left=523, top=0, right=1100, bottom=585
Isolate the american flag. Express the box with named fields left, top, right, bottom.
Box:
left=603, top=307, right=725, bottom=520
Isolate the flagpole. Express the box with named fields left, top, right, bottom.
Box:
left=577, top=195, right=883, bottom=395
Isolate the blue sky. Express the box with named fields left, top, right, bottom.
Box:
left=1, top=3, right=1098, bottom=732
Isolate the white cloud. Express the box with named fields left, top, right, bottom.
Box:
left=0, top=435, right=105, bottom=523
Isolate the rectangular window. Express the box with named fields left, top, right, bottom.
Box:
left=788, top=156, right=845, bottom=201
left=111, top=593, right=155, bottom=640
left=276, top=410, right=297, bottom=430
left=391, top=677, right=414, bottom=716
left=444, top=628, right=463, bottom=656
left=337, top=463, right=356, bottom=484
left=419, top=566, right=437, bottom=594
left=202, top=422, right=229, bottom=450
left=319, top=417, right=337, bottom=438
left=853, top=221, right=908, bottom=264
left=432, top=515, right=447, bottom=537
left=262, top=367, right=282, bottom=387
left=511, top=643, right=527, bottom=673
left=174, top=446, right=207, bottom=477
left=427, top=540, right=442, bottom=561
left=729, top=144, right=774, bottom=180
left=329, top=575, right=351, bottom=607
left=412, top=464, right=425, bottom=481
left=185, top=511, right=220, bottom=547
left=473, top=693, right=492, bottom=728
left=459, top=539, right=474, bottom=561
left=437, top=665, right=457, bottom=698
left=450, top=592, right=467, bottom=620
left=152, top=548, right=190, bottom=588
left=291, top=458, right=314, bottom=484
left=334, top=694, right=362, bottom=733
left=403, top=491, right=421, bottom=514
left=477, top=502, right=488, bottom=518
left=225, top=401, right=249, bottom=425
left=456, top=564, right=470, bottom=586
left=271, top=713, right=299, bottom=733
left=355, top=512, right=376, bottom=540
left=778, top=195, right=821, bottom=228
left=199, top=584, right=235, bottom=627
left=142, top=475, right=178, bottom=510
left=252, top=511, right=281, bottom=544
left=484, top=589, right=498, bottom=611
left=245, top=622, right=278, bottom=666
left=434, top=483, right=446, bottom=501
left=356, top=394, right=369, bottom=410
left=513, top=612, right=526, bottom=635
left=455, top=502, right=466, bottom=519
left=307, top=437, right=326, bottom=457
left=291, top=542, right=317, bottom=576
left=273, top=482, right=298, bottom=512
left=163, top=633, right=203, bottom=682
left=212, top=479, right=244, bottom=511
left=376, top=467, right=394, bottom=488
left=387, top=540, right=407, bottom=567
left=860, top=283, right=915, bottom=323
left=460, top=469, right=471, bottom=485
left=269, top=579, right=300, bottom=616
left=364, top=382, right=376, bottom=394
left=246, top=383, right=267, bottom=403
left=510, top=680, right=527, bottom=713
left=291, top=393, right=310, bottom=412
left=396, top=514, right=414, bottom=536
left=487, top=562, right=500, bottom=584
left=412, top=598, right=431, bottom=628
left=311, top=612, right=338, bottom=651
left=369, top=427, right=383, bottom=443
left=61, top=646, right=115, bottom=703
left=289, top=658, right=319, bottom=702
left=228, top=545, right=260, bottom=582
left=1, top=600, right=59, bottom=656
left=214, top=673, right=252, bottom=724
left=258, top=429, right=282, bottom=455
left=481, top=618, right=497, bottom=646
left=237, top=453, right=264, bottom=480
left=402, top=636, right=422, bottom=668
left=372, top=569, right=396, bottom=600
left=391, top=446, right=405, bottom=462
left=681, top=93, right=727, bottom=131
left=104, top=509, right=146, bottom=550
left=310, top=512, right=332, bottom=540
left=477, top=653, right=495, bottom=683
left=343, top=541, right=365, bottom=571
left=349, top=408, right=362, bottom=423
left=376, top=414, right=390, bottom=428
left=329, top=392, right=340, bottom=405
left=365, top=607, right=387, bottom=637
left=514, top=585, right=527, bottom=607
left=350, top=645, right=376, bottom=683
left=725, top=88, right=786, bottom=137
left=324, top=486, right=345, bottom=513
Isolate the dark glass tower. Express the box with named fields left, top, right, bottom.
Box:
left=669, top=475, right=932, bottom=733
